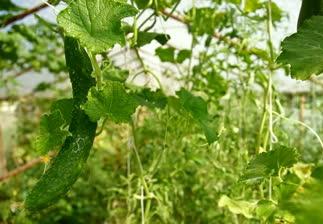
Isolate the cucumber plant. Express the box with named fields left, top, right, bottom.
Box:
left=2, top=0, right=323, bottom=223
left=25, top=37, right=97, bottom=210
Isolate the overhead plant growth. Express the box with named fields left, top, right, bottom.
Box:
left=1, top=0, right=323, bottom=223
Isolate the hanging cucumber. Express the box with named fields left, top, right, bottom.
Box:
left=25, top=37, right=97, bottom=210
left=297, top=0, right=323, bottom=28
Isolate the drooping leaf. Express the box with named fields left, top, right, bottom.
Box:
left=136, top=32, right=170, bottom=47
left=175, top=88, right=217, bottom=144
left=82, top=81, right=139, bottom=123
left=34, top=110, right=71, bottom=155
left=57, top=0, right=137, bottom=53
left=241, top=145, right=299, bottom=182
left=277, top=16, right=323, bottom=80
left=218, top=195, right=256, bottom=219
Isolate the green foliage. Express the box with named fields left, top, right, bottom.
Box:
left=136, top=32, right=170, bottom=47
left=57, top=0, right=137, bottom=53
left=241, top=145, right=299, bottom=182
left=155, top=47, right=191, bottom=63
left=34, top=110, right=70, bottom=155
left=155, top=47, right=176, bottom=62
left=83, top=81, right=139, bottom=123
left=186, top=7, right=225, bottom=36
left=25, top=37, right=97, bottom=210
left=173, top=88, right=218, bottom=144
left=277, top=16, right=323, bottom=80
left=2, top=0, right=322, bottom=223
left=281, top=180, right=323, bottom=224
left=218, top=195, right=256, bottom=218
left=297, top=0, right=323, bottom=27
left=134, top=88, right=168, bottom=109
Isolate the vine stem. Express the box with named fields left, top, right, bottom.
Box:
left=88, top=52, right=102, bottom=89
left=266, top=0, right=275, bottom=201
left=0, top=152, right=55, bottom=182
left=134, top=48, right=163, bottom=90
left=130, top=117, right=152, bottom=223
left=272, top=111, right=323, bottom=151
left=186, top=0, right=196, bottom=89
left=2, top=2, right=48, bottom=27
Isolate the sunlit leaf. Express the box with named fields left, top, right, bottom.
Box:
left=57, top=0, right=137, bottom=53
left=241, top=145, right=299, bottom=182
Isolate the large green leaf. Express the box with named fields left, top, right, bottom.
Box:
left=241, top=145, right=299, bottom=182
left=277, top=16, right=323, bottom=80
left=82, top=81, right=139, bottom=123
left=57, top=0, right=137, bottom=53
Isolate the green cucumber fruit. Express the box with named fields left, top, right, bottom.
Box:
left=298, top=0, right=323, bottom=28
left=25, top=37, right=97, bottom=210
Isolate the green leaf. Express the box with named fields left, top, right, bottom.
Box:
left=101, top=63, right=129, bottom=83
left=218, top=195, right=256, bottom=219
left=0, top=0, right=22, bottom=11
left=176, top=49, right=191, bottom=63
left=135, top=88, right=168, bottom=109
left=82, top=81, right=139, bottom=123
left=50, top=98, right=74, bottom=124
left=136, top=32, right=170, bottom=47
left=175, top=88, right=217, bottom=144
left=277, top=16, right=323, bottom=80
left=34, top=110, right=71, bottom=155
left=241, top=145, right=299, bottom=182
left=256, top=200, right=276, bottom=221
left=57, top=0, right=137, bottom=53
left=155, top=47, right=176, bottom=62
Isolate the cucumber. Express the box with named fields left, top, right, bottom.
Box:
left=298, top=0, right=323, bottom=28
left=25, top=37, right=97, bottom=210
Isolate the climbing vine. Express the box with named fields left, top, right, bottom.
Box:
left=1, top=0, right=323, bottom=223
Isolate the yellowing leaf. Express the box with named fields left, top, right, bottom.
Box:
left=218, top=195, right=256, bottom=219
left=57, top=0, right=137, bottom=53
